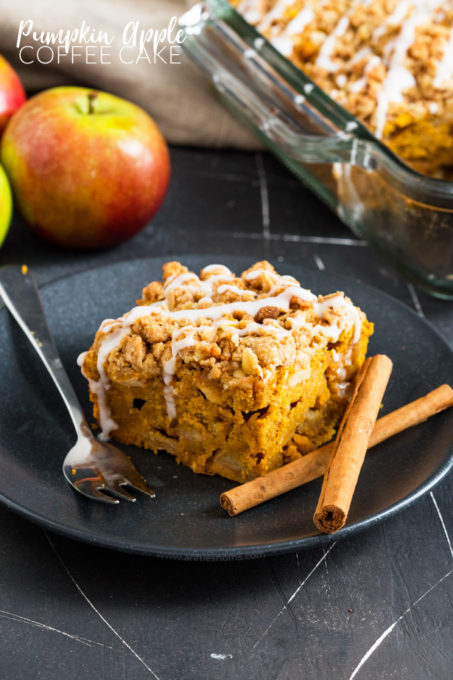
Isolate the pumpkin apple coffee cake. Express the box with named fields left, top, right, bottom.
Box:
left=78, top=261, right=373, bottom=483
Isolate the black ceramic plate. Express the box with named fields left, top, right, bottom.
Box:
left=0, top=255, right=452, bottom=560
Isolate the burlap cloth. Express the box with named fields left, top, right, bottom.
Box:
left=0, top=0, right=260, bottom=148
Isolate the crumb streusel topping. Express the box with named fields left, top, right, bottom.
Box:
left=79, top=261, right=364, bottom=437
left=235, top=0, right=453, bottom=174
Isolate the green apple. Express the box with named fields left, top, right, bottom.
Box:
left=0, top=163, right=12, bottom=247
left=1, top=86, right=170, bottom=248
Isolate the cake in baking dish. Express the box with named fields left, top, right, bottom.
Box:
left=234, top=0, right=453, bottom=177
left=78, top=261, right=373, bottom=483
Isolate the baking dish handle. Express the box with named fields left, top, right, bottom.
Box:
left=213, top=69, right=373, bottom=168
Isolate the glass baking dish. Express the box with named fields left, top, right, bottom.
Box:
left=180, top=1, right=453, bottom=299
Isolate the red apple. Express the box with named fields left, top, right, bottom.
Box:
left=0, top=55, right=26, bottom=136
left=1, top=86, right=170, bottom=248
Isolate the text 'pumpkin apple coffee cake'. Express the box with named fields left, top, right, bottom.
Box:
left=78, top=261, right=373, bottom=483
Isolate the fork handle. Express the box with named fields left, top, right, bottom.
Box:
left=0, top=265, right=90, bottom=437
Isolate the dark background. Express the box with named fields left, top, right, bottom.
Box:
left=0, top=148, right=452, bottom=679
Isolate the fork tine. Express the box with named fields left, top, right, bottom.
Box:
left=73, top=479, right=119, bottom=504
left=106, top=482, right=137, bottom=502
left=119, top=463, right=156, bottom=498
left=123, top=478, right=156, bottom=499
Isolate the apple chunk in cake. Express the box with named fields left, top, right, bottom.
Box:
left=78, top=261, right=373, bottom=483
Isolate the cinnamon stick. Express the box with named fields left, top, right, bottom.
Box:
left=220, top=383, right=453, bottom=517
left=221, top=383, right=453, bottom=517
left=313, top=355, right=393, bottom=533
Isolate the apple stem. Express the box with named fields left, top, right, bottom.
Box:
left=87, top=92, right=98, bottom=115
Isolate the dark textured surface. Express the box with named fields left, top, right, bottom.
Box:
left=0, top=148, right=452, bottom=678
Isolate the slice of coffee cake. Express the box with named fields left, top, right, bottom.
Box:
left=79, top=261, right=373, bottom=482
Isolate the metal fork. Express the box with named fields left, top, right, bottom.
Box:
left=0, top=265, right=155, bottom=504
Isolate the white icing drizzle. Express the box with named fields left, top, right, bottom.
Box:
left=244, top=268, right=301, bottom=296
left=164, top=271, right=200, bottom=293
left=349, top=77, right=367, bottom=94
left=434, top=27, right=453, bottom=87
left=78, top=325, right=130, bottom=439
left=286, top=5, right=315, bottom=35
left=350, top=306, right=362, bottom=344
left=77, top=351, right=87, bottom=367
left=314, top=295, right=362, bottom=344
left=162, top=329, right=198, bottom=421
left=260, top=1, right=316, bottom=56
left=159, top=286, right=316, bottom=323
left=162, top=357, right=177, bottom=420
left=315, top=0, right=373, bottom=72
left=314, top=294, right=346, bottom=316
left=373, top=1, right=413, bottom=39
left=337, top=381, right=351, bottom=397
left=349, top=55, right=381, bottom=93
left=257, top=0, right=294, bottom=32
left=244, top=269, right=266, bottom=280
left=280, top=274, right=299, bottom=285
left=78, top=349, right=118, bottom=437
left=315, top=3, right=357, bottom=73
left=236, top=320, right=290, bottom=339
left=374, top=0, right=445, bottom=139
left=82, top=267, right=364, bottom=435
left=201, top=264, right=233, bottom=275
left=336, top=366, right=347, bottom=380
left=366, top=54, right=382, bottom=73
left=236, top=0, right=262, bottom=24
left=216, top=284, right=249, bottom=296
left=350, top=47, right=371, bottom=65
